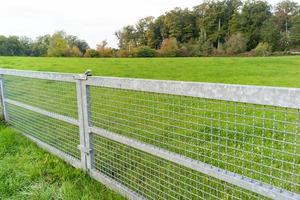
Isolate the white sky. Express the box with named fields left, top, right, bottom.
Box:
left=0, top=0, right=286, bottom=48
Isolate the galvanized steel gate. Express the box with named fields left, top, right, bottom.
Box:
left=0, top=69, right=299, bottom=200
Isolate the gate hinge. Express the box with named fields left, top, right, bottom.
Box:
left=78, top=145, right=93, bottom=155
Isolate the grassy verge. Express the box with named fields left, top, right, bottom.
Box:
left=0, top=123, right=124, bottom=200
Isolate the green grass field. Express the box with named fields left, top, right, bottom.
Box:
left=0, top=56, right=300, bottom=87
left=0, top=124, right=124, bottom=200
left=0, top=56, right=299, bottom=199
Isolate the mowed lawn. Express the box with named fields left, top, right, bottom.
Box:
left=0, top=56, right=300, bottom=87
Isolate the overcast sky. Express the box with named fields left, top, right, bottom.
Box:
left=0, top=0, right=286, bottom=48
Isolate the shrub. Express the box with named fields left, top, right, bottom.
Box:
left=176, top=46, right=190, bottom=57
left=136, top=46, right=156, bottom=57
left=159, top=38, right=178, bottom=57
left=69, top=46, right=82, bottom=57
left=225, top=33, right=247, bottom=55
left=182, top=40, right=201, bottom=56
left=198, top=41, right=213, bottom=56
left=97, top=40, right=114, bottom=57
left=116, top=49, right=130, bottom=57
left=212, top=45, right=226, bottom=56
left=84, top=49, right=99, bottom=57
left=253, top=42, right=271, bottom=56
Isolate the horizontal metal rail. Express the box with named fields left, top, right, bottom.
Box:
left=1, top=68, right=299, bottom=108
left=90, top=169, right=146, bottom=200
left=90, top=126, right=300, bottom=200
left=22, top=132, right=82, bottom=169
left=87, top=76, right=300, bottom=109
left=5, top=99, right=78, bottom=126
left=0, top=69, right=78, bottom=82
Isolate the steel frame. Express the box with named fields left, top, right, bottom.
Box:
left=0, top=68, right=299, bottom=200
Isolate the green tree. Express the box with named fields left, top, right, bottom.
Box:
left=228, top=12, right=241, bottom=34
left=0, top=36, right=24, bottom=56
left=290, top=15, right=300, bottom=48
left=194, top=1, right=221, bottom=48
left=275, top=0, right=299, bottom=33
left=19, top=36, right=33, bottom=56
left=261, top=18, right=284, bottom=51
left=115, top=26, right=137, bottom=51
left=194, top=0, right=241, bottom=49
left=197, top=29, right=213, bottom=56
left=47, top=31, right=69, bottom=57
left=66, top=35, right=89, bottom=55
left=146, top=16, right=164, bottom=49
left=32, top=35, right=51, bottom=56
left=163, top=8, right=197, bottom=43
left=240, top=0, right=272, bottom=50
left=136, top=17, right=155, bottom=46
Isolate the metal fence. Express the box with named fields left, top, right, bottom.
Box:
left=0, top=68, right=299, bottom=200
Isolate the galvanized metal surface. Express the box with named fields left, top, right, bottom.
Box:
left=87, top=76, right=300, bottom=109
left=5, top=99, right=78, bottom=126
left=90, top=169, right=146, bottom=200
left=76, top=80, right=89, bottom=170
left=0, top=69, right=77, bottom=82
left=0, top=69, right=299, bottom=200
left=90, top=126, right=298, bottom=200
left=0, top=76, right=8, bottom=121
left=80, top=83, right=93, bottom=171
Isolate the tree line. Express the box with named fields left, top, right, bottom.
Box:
left=0, top=0, right=299, bottom=57
left=115, top=0, right=300, bottom=57
left=0, top=31, right=89, bottom=57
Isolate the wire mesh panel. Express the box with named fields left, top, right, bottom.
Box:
left=0, top=69, right=299, bottom=200
left=3, top=75, right=78, bottom=118
left=89, top=86, right=300, bottom=196
left=7, top=103, right=81, bottom=159
left=2, top=73, right=81, bottom=163
left=92, top=134, right=268, bottom=200
left=0, top=80, right=3, bottom=120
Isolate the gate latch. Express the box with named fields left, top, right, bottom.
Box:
left=73, top=70, right=92, bottom=80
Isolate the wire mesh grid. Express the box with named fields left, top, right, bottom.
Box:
left=89, top=86, right=300, bottom=195
left=0, top=81, right=3, bottom=120
left=6, top=103, right=80, bottom=159
left=1, top=70, right=299, bottom=199
left=92, top=134, right=268, bottom=200
left=3, top=75, right=78, bottom=118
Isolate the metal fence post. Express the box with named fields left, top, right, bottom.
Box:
left=81, top=82, right=93, bottom=171
left=0, top=75, right=8, bottom=122
left=75, top=71, right=93, bottom=171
